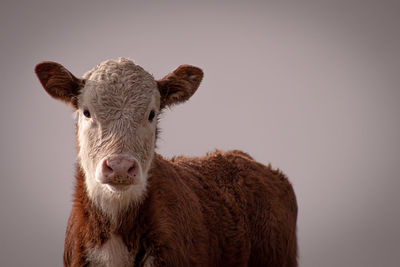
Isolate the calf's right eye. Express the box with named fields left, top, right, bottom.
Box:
left=83, top=109, right=91, bottom=118
left=148, top=110, right=155, bottom=122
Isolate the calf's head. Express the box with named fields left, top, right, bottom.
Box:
left=35, top=58, right=203, bottom=216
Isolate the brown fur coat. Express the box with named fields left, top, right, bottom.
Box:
left=64, top=150, right=297, bottom=267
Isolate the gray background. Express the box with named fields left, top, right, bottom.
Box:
left=1, top=0, right=399, bottom=266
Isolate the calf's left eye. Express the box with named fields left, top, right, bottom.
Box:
left=148, top=110, right=155, bottom=122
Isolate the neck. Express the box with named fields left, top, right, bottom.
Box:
left=74, top=166, right=144, bottom=230
left=73, top=166, right=147, bottom=254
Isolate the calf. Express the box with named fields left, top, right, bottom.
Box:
left=35, top=58, right=298, bottom=267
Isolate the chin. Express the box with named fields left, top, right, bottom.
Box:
left=85, top=174, right=149, bottom=220
left=105, top=184, right=133, bottom=193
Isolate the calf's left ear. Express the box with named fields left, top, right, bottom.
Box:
left=35, top=61, right=83, bottom=108
left=157, top=65, right=203, bottom=109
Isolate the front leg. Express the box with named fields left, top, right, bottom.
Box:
left=64, top=211, right=87, bottom=267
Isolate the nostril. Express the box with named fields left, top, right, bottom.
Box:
left=128, top=167, right=135, bottom=176
left=106, top=164, right=113, bottom=172
left=102, top=160, right=114, bottom=176
left=127, top=162, right=137, bottom=177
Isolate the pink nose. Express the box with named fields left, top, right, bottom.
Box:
left=101, top=156, right=139, bottom=185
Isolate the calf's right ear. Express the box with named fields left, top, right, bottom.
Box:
left=35, top=62, right=83, bottom=108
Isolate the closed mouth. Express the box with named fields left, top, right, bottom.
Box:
left=105, top=183, right=131, bottom=192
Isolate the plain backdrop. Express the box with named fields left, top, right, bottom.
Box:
left=1, top=0, right=399, bottom=266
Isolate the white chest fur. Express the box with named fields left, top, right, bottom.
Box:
left=87, top=234, right=134, bottom=267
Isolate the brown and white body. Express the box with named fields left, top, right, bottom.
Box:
left=35, top=58, right=298, bottom=267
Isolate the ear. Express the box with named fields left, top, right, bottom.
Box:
left=35, top=61, right=84, bottom=108
left=157, top=65, right=203, bottom=109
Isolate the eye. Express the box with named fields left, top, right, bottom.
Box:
left=148, top=110, right=155, bottom=122
left=83, top=109, right=91, bottom=118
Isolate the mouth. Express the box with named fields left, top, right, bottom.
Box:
left=105, top=183, right=132, bottom=192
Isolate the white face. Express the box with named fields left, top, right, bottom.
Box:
left=76, top=58, right=160, bottom=218
left=36, top=57, right=203, bottom=219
